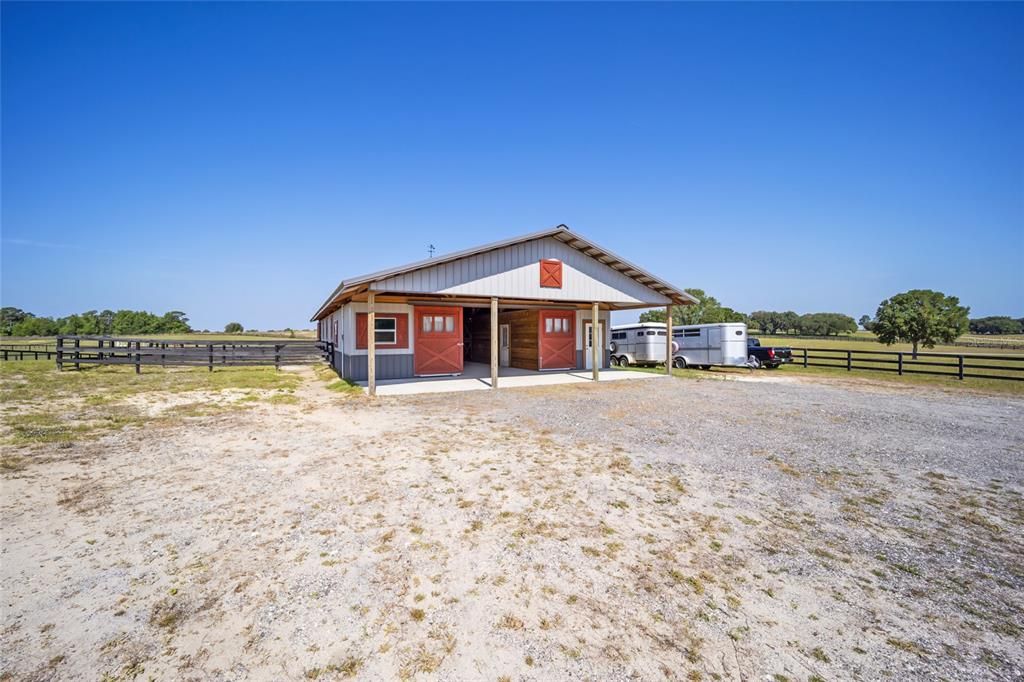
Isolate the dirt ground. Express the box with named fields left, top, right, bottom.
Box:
left=1, top=368, right=1022, bottom=681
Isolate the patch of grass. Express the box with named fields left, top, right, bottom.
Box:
left=497, top=613, right=524, bottom=629
left=810, top=646, right=830, bottom=663
left=886, top=637, right=925, bottom=656
left=410, top=608, right=425, bottom=622
left=266, top=393, right=300, bottom=405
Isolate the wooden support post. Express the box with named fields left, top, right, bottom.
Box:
left=135, top=341, right=141, bottom=374
left=846, top=350, right=852, bottom=372
left=592, top=302, right=600, bottom=382
left=958, top=355, right=964, bottom=380
left=490, top=297, right=499, bottom=389
left=665, top=305, right=673, bottom=376
left=208, top=343, right=213, bottom=372
left=57, top=336, right=64, bottom=371
left=897, top=352, right=903, bottom=375
left=367, top=291, right=376, bottom=397
left=74, top=337, right=81, bottom=371
left=275, top=344, right=281, bottom=371
left=803, top=348, right=808, bottom=368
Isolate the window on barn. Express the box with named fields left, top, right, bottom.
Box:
left=375, top=317, right=397, bottom=344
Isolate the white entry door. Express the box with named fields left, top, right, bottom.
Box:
left=584, top=321, right=606, bottom=370
left=499, top=324, right=511, bottom=367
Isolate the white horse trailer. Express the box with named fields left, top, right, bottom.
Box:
left=609, top=323, right=669, bottom=367
left=672, top=323, right=748, bottom=369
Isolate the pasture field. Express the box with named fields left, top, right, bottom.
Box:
left=756, top=334, right=1024, bottom=355
left=1, top=361, right=1022, bottom=681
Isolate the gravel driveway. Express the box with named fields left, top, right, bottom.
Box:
left=2, top=370, right=1022, bottom=681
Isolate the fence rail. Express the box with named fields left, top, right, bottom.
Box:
left=749, top=333, right=1024, bottom=351
left=49, top=336, right=329, bottom=373
left=789, top=347, right=1024, bottom=382
left=0, top=344, right=59, bottom=361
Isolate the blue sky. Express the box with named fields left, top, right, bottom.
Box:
left=2, top=2, right=1021, bottom=330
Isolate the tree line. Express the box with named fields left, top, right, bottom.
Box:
left=637, top=287, right=986, bottom=357
left=638, top=289, right=858, bottom=336
left=967, top=316, right=1024, bottom=335
left=1, top=307, right=192, bottom=337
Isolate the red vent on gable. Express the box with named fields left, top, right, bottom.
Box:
left=540, top=259, right=563, bottom=288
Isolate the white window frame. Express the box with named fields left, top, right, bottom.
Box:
left=374, top=316, right=397, bottom=344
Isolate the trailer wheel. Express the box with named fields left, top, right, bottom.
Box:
left=747, top=354, right=761, bottom=369
left=673, top=357, right=686, bottom=369
left=609, top=355, right=619, bottom=367
left=618, top=356, right=630, bottom=367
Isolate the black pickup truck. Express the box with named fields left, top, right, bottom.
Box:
left=747, top=338, right=793, bottom=369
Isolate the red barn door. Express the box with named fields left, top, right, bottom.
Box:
left=414, top=307, right=463, bottom=376
left=538, top=310, right=575, bottom=370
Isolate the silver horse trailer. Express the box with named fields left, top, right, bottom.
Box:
left=609, top=323, right=669, bottom=367
left=672, top=323, right=748, bottom=369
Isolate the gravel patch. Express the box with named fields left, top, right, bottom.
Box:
left=2, top=370, right=1021, bottom=681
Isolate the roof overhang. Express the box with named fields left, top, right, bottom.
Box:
left=311, top=224, right=697, bottom=321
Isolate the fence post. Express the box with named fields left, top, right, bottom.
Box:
left=897, top=352, right=903, bottom=376
left=802, top=348, right=808, bottom=368
left=846, top=350, right=852, bottom=372
left=958, top=355, right=964, bottom=380
left=74, top=337, right=81, bottom=370
left=275, top=344, right=281, bottom=371
left=161, top=342, right=166, bottom=367
left=135, top=340, right=141, bottom=374
left=208, top=344, right=213, bottom=372
left=57, top=336, right=64, bottom=371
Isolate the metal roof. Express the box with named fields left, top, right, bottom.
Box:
left=311, top=224, right=696, bottom=321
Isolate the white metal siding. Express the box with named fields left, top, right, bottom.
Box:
left=372, top=237, right=670, bottom=305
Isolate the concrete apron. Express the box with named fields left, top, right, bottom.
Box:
left=355, top=362, right=663, bottom=396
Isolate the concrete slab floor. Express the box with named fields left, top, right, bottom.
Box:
left=356, top=361, right=664, bottom=396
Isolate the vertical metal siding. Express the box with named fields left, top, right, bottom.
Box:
left=373, top=237, right=669, bottom=304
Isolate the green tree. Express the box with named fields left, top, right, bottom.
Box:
left=224, top=322, right=244, bottom=333
left=10, top=315, right=60, bottom=337
left=859, top=314, right=873, bottom=331
left=639, top=289, right=744, bottom=326
left=1, top=307, right=29, bottom=335
left=158, top=311, right=191, bottom=334
left=874, top=289, right=969, bottom=357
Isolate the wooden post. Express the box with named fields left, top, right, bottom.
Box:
left=592, top=302, right=600, bottom=382
left=135, top=340, right=141, bottom=374
left=490, top=297, right=499, bottom=389
left=802, top=348, right=808, bottom=368
left=208, top=343, right=213, bottom=372
left=665, top=305, right=673, bottom=376
left=846, top=350, right=852, bottom=372
left=74, top=338, right=81, bottom=370
left=275, top=344, right=281, bottom=371
left=367, top=291, right=376, bottom=397
left=57, top=336, right=63, bottom=371
left=897, top=352, right=903, bottom=376
left=958, top=355, right=964, bottom=380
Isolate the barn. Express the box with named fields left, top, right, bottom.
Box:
left=311, top=225, right=694, bottom=394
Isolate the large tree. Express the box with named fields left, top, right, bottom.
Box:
left=0, top=307, right=29, bottom=335
left=873, top=289, right=969, bottom=357
left=639, top=289, right=744, bottom=325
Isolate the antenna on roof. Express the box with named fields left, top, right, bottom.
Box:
left=428, top=244, right=436, bottom=258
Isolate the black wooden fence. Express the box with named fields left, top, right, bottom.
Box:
left=50, top=336, right=329, bottom=373
left=789, top=347, right=1024, bottom=382
left=0, top=343, right=59, bottom=361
